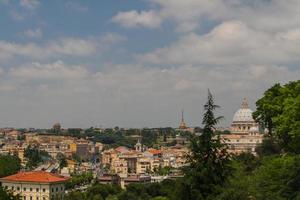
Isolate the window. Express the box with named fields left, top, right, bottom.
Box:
left=24, top=187, right=26, bottom=191
left=30, top=188, right=32, bottom=191
left=51, top=188, right=54, bottom=192
left=11, top=186, right=14, bottom=190
left=36, top=188, right=39, bottom=192
left=43, top=188, right=46, bottom=192
left=30, top=197, right=32, bottom=200
left=61, top=187, right=63, bottom=191
left=37, top=197, right=39, bottom=200
left=56, top=187, right=58, bottom=192
left=17, top=187, right=20, bottom=191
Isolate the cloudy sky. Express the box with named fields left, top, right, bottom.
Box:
left=0, top=0, right=299, bottom=129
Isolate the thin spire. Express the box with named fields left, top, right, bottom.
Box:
left=241, top=98, right=249, bottom=109
left=181, top=109, right=184, bottom=122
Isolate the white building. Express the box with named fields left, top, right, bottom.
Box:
left=0, top=171, right=69, bottom=200
left=221, top=98, right=264, bottom=154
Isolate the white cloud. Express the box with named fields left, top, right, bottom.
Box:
left=112, top=10, right=162, bottom=28
left=20, top=0, right=39, bottom=10
left=0, top=61, right=298, bottom=128
left=10, top=60, right=89, bottom=80
left=65, top=1, right=88, bottom=12
left=10, top=10, right=26, bottom=21
left=138, top=20, right=300, bottom=66
left=112, top=0, right=300, bottom=32
left=0, top=33, right=126, bottom=62
left=22, top=28, right=42, bottom=38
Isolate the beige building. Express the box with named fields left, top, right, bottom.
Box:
left=136, top=157, right=151, bottom=174
left=111, top=157, right=128, bottom=174
left=0, top=171, right=69, bottom=200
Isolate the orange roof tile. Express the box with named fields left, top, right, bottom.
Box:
left=0, top=171, right=69, bottom=183
left=115, top=146, right=129, bottom=153
left=147, top=149, right=162, bottom=155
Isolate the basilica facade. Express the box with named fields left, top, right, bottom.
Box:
left=221, top=98, right=265, bottom=155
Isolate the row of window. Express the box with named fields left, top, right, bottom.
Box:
left=23, top=196, right=47, bottom=200
left=22, top=194, right=64, bottom=200
left=51, top=187, right=64, bottom=192
left=6, top=186, right=64, bottom=193
left=228, top=139, right=261, bottom=143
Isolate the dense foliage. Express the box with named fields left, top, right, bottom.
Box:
left=56, top=152, right=67, bottom=169
left=24, top=145, right=52, bottom=169
left=0, top=154, right=21, bottom=178
left=0, top=187, right=20, bottom=200
left=253, top=80, right=300, bottom=153
left=183, top=90, right=231, bottom=199
left=65, top=172, right=94, bottom=189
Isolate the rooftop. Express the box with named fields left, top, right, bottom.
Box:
left=0, top=171, right=69, bottom=183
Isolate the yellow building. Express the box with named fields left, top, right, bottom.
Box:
left=69, top=143, right=77, bottom=153
left=111, top=158, right=128, bottom=174
left=66, top=159, right=76, bottom=173
left=136, top=157, right=151, bottom=174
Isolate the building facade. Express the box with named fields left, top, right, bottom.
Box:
left=221, top=98, right=264, bottom=154
left=0, top=171, right=69, bottom=200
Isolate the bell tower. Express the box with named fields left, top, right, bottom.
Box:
left=179, top=109, right=188, bottom=130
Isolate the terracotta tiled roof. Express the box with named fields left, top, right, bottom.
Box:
left=0, top=171, right=69, bottom=183
left=115, top=146, right=129, bottom=153
left=147, top=149, right=162, bottom=155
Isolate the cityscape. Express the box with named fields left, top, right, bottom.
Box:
left=0, top=97, right=267, bottom=198
left=0, top=1, right=300, bottom=200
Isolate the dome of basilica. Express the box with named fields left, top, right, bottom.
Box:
left=232, top=98, right=255, bottom=122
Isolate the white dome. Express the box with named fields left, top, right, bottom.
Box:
left=232, top=98, right=255, bottom=122
left=233, top=108, right=254, bottom=122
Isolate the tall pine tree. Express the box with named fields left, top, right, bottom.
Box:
left=184, top=90, right=231, bottom=200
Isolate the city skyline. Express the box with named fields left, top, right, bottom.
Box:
left=0, top=0, right=299, bottom=128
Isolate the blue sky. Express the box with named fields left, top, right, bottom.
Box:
left=0, top=0, right=299, bottom=128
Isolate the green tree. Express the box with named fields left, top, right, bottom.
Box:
left=24, top=146, right=51, bottom=169
left=253, top=80, right=300, bottom=153
left=184, top=90, right=231, bottom=199
left=274, top=82, right=300, bottom=153
left=215, top=160, right=252, bottom=200
left=56, top=153, right=67, bottom=169
left=65, top=191, right=85, bottom=200
left=255, top=136, right=281, bottom=156
left=251, top=155, right=300, bottom=200
left=0, top=154, right=21, bottom=178
left=65, top=172, right=93, bottom=189
left=0, top=186, right=20, bottom=200
left=151, top=197, right=169, bottom=200
left=253, top=83, right=283, bottom=137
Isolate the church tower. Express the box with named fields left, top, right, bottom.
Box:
left=135, top=138, right=142, bottom=152
left=179, top=109, right=188, bottom=130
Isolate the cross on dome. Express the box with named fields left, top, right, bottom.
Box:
left=241, top=98, right=249, bottom=109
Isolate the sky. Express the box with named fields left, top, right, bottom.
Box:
left=0, top=0, right=299, bottom=129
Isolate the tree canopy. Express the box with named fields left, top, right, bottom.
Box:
left=0, top=154, right=21, bottom=178
left=253, top=80, right=300, bottom=153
